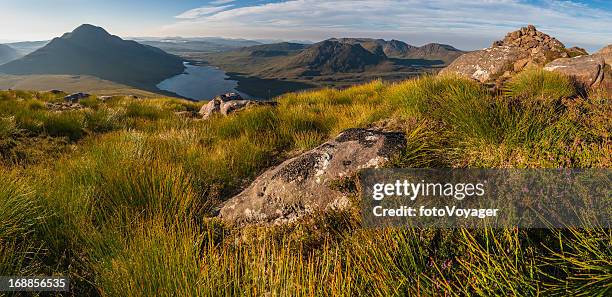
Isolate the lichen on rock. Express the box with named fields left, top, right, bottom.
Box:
left=219, top=128, right=406, bottom=225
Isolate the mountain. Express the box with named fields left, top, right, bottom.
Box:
left=0, top=44, right=20, bottom=65
left=137, top=37, right=262, bottom=54
left=330, top=38, right=464, bottom=63
left=0, top=24, right=185, bottom=92
left=240, top=42, right=309, bottom=57
left=403, top=43, right=464, bottom=63
left=280, top=40, right=387, bottom=75
left=329, top=38, right=416, bottom=58
left=6, top=41, right=48, bottom=56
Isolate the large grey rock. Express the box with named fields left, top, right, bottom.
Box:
left=221, top=100, right=255, bottom=115
left=199, top=97, right=278, bottom=119
left=199, top=98, right=223, bottom=119
left=219, top=128, right=406, bottom=225
left=440, top=46, right=520, bottom=82
left=63, top=92, right=89, bottom=103
left=544, top=55, right=605, bottom=88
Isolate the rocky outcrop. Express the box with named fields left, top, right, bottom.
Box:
left=199, top=93, right=277, bottom=119
left=544, top=55, right=605, bottom=88
left=199, top=97, right=223, bottom=119
left=441, top=25, right=570, bottom=83
left=219, top=128, right=406, bottom=225
left=566, top=47, right=589, bottom=57
left=594, top=44, right=612, bottom=66
left=544, top=44, right=612, bottom=90
left=440, top=46, right=521, bottom=82
left=63, top=92, right=90, bottom=103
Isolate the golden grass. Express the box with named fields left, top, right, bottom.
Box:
left=0, top=70, right=610, bottom=296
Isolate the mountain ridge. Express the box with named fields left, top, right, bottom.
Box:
left=0, top=24, right=185, bottom=92
left=0, top=44, right=20, bottom=65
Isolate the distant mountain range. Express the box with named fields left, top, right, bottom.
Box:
left=136, top=37, right=263, bottom=54
left=328, top=38, right=464, bottom=63
left=0, top=24, right=185, bottom=92
left=5, top=41, right=49, bottom=56
left=200, top=38, right=464, bottom=81
left=0, top=24, right=466, bottom=98
left=0, top=44, right=20, bottom=65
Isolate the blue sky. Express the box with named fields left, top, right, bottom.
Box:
left=0, top=0, right=610, bottom=51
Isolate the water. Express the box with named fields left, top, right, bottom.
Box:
left=157, top=63, right=250, bottom=101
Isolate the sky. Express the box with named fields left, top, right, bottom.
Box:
left=0, top=0, right=610, bottom=51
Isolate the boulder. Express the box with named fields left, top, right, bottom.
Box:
left=440, top=46, right=520, bottom=82
left=441, top=25, right=569, bottom=83
left=199, top=98, right=223, bottom=119
left=199, top=97, right=278, bottom=119
left=221, top=100, right=254, bottom=115
left=219, top=128, right=406, bottom=225
left=566, top=47, right=589, bottom=57
left=594, top=44, right=612, bottom=66
left=544, top=55, right=605, bottom=88
left=63, top=92, right=90, bottom=103
left=218, top=92, right=243, bottom=101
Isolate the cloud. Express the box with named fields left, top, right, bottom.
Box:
left=174, top=5, right=233, bottom=19
left=166, top=0, right=612, bottom=51
left=210, top=0, right=236, bottom=4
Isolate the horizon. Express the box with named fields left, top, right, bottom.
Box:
left=0, top=0, right=610, bottom=52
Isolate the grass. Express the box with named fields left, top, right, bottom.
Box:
left=0, top=69, right=610, bottom=296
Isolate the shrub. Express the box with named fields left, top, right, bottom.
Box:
left=42, top=111, right=85, bottom=141
left=125, top=102, right=167, bottom=120
left=505, top=68, right=576, bottom=102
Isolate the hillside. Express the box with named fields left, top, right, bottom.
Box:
left=278, top=40, right=387, bottom=76
left=402, top=43, right=464, bottom=62
left=198, top=38, right=451, bottom=96
left=0, top=73, right=159, bottom=97
left=0, top=44, right=20, bottom=65
left=0, top=24, right=185, bottom=92
left=329, top=38, right=464, bottom=63
left=0, top=66, right=609, bottom=295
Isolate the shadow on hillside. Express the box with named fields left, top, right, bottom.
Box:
left=390, top=58, right=446, bottom=67
left=226, top=72, right=316, bottom=99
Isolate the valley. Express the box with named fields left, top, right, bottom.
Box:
left=0, top=24, right=466, bottom=100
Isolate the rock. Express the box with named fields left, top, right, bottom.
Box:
left=63, top=92, right=89, bottom=103
left=219, top=128, right=406, bottom=225
left=544, top=55, right=605, bottom=88
left=566, top=46, right=589, bottom=57
left=443, top=25, right=569, bottom=83
left=47, top=89, right=63, bottom=94
left=594, top=44, right=612, bottom=66
left=198, top=98, right=223, bottom=119
left=440, top=46, right=521, bottom=82
left=220, top=100, right=277, bottom=115
left=98, top=96, right=113, bottom=102
left=199, top=96, right=278, bottom=119
left=218, top=92, right=243, bottom=101
left=221, top=100, right=253, bottom=115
